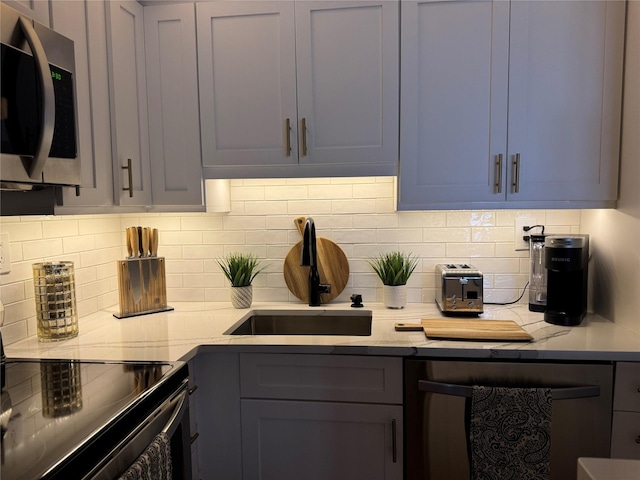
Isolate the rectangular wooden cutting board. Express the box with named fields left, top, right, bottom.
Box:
left=420, top=318, right=533, bottom=341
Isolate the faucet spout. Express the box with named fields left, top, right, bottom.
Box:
left=301, top=218, right=317, bottom=268
left=300, top=218, right=330, bottom=306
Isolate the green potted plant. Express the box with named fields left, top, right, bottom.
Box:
left=368, top=251, right=418, bottom=308
left=217, top=252, right=266, bottom=308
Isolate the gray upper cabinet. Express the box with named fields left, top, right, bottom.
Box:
left=106, top=0, right=153, bottom=207
left=4, top=0, right=50, bottom=25
left=106, top=0, right=203, bottom=210
left=52, top=0, right=115, bottom=211
left=197, top=0, right=399, bottom=179
left=398, top=0, right=625, bottom=210
left=144, top=3, right=203, bottom=207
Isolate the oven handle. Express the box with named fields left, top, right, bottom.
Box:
left=162, top=389, right=188, bottom=438
left=18, top=16, right=55, bottom=181
left=418, top=380, right=600, bottom=400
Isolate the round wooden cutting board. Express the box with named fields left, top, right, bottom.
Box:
left=283, top=217, right=350, bottom=303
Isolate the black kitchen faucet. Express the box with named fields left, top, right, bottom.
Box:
left=300, top=218, right=331, bottom=306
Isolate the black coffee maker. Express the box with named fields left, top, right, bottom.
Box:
left=544, top=235, right=589, bottom=326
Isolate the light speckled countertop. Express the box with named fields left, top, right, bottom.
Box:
left=6, top=302, right=640, bottom=363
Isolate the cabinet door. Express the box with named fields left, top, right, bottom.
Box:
left=241, top=399, right=403, bottom=480
left=106, top=0, right=152, bottom=206
left=295, top=1, right=399, bottom=169
left=4, top=0, right=50, bottom=25
left=398, top=0, right=509, bottom=209
left=144, top=3, right=203, bottom=207
left=507, top=0, right=624, bottom=202
left=51, top=0, right=114, bottom=209
left=196, top=1, right=298, bottom=168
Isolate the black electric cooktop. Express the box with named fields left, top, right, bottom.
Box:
left=0, top=358, right=187, bottom=479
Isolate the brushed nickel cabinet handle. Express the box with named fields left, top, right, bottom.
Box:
left=188, top=385, right=198, bottom=395
left=190, top=432, right=199, bottom=444
left=391, top=418, right=398, bottom=463
left=301, top=118, right=307, bottom=157
left=495, top=154, right=503, bottom=194
left=122, top=158, right=133, bottom=197
left=512, top=153, right=521, bottom=193
left=285, top=118, right=292, bottom=157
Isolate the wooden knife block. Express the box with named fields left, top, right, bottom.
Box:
left=115, top=257, right=172, bottom=318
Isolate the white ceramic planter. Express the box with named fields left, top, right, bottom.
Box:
left=383, top=285, right=407, bottom=309
left=230, top=285, right=253, bottom=309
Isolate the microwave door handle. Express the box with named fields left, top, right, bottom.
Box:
left=18, top=16, right=55, bottom=180
left=418, top=380, right=600, bottom=401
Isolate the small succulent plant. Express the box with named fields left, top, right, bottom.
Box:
left=368, top=251, right=418, bottom=286
left=217, top=253, right=266, bottom=287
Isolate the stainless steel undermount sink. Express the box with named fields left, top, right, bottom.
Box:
left=223, top=310, right=372, bottom=336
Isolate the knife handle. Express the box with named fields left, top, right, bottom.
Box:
left=142, top=228, right=150, bottom=257
left=130, top=227, right=139, bottom=258
left=151, top=228, right=159, bottom=256
left=125, top=228, right=133, bottom=258
left=137, top=226, right=143, bottom=256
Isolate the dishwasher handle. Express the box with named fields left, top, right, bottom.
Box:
left=418, top=380, right=600, bottom=400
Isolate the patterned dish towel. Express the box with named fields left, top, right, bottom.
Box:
left=469, top=386, right=552, bottom=480
left=119, top=432, right=173, bottom=480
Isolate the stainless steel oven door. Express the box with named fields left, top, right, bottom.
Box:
left=87, top=381, right=192, bottom=480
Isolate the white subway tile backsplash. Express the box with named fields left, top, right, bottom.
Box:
left=181, top=215, right=223, bottom=231
left=0, top=177, right=586, bottom=346
left=42, top=220, right=79, bottom=238
left=63, top=235, right=96, bottom=254
left=332, top=199, right=377, bottom=214
left=0, top=221, right=42, bottom=241
left=446, top=243, right=495, bottom=258
left=423, top=227, right=471, bottom=243
left=472, top=226, right=513, bottom=242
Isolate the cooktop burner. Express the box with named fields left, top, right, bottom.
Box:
left=1, top=358, right=183, bottom=479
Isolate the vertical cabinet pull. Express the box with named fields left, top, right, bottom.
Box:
left=391, top=418, right=398, bottom=463
left=122, top=158, right=133, bottom=197
left=190, top=432, right=199, bottom=445
left=495, top=154, right=503, bottom=194
left=512, top=153, right=521, bottom=193
left=285, top=118, right=292, bottom=157
left=300, top=118, right=307, bottom=157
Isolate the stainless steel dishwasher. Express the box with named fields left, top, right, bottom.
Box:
left=404, top=359, right=614, bottom=480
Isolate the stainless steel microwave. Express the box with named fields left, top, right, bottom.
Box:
left=1, top=2, right=80, bottom=190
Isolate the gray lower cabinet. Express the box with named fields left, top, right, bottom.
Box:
left=611, top=363, right=640, bottom=459
left=241, top=399, right=402, bottom=480
left=192, top=352, right=403, bottom=479
left=398, top=0, right=625, bottom=210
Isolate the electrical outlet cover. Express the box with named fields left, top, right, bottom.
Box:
left=514, top=216, right=536, bottom=251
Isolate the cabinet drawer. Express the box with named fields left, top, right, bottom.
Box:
left=611, top=411, right=640, bottom=459
left=614, top=363, right=640, bottom=412
left=240, top=354, right=402, bottom=404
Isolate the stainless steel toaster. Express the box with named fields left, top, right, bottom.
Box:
left=435, top=264, right=483, bottom=314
